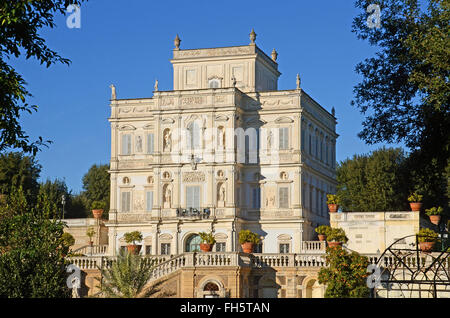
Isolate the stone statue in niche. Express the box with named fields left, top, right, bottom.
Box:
left=163, top=130, right=172, bottom=152
left=136, top=136, right=142, bottom=152
left=267, top=131, right=273, bottom=149
left=218, top=184, right=226, bottom=207
left=164, top=188, right=171, bottom=208
left=218, top=128, right=225, bottom=149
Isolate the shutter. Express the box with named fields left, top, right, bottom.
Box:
left=122, top=134, right=128, bottom=155
left=147, top=134, right=154, bottom=154
left=146, top=191, right=153, bottom=212
left=279, top=127, right=288, bottom=150
left=186, top=187, right=192, bottom=209
left=193, top=186, right=200, bottom=209
left=279, top=187, right=289, bottom=208
left=122, top=192, right=130, bottom=212
left=252, top=188, right=257, bottom=208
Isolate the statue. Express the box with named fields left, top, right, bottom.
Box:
left=71, top=277, right=80, bottom=298
left=271, top=48, right=278, bottom=62
left=249, top=28, right=257, bottom=44
left=218, top=128, right=225, bottom=148
left=296, top=74, right=301, bottom=90
left=174, top=34, right=181, bottom=50
left=110, top=84, right=116, bottom=100
left=154, top=79, right=159, bottom=92
left=267, top=131, right=273, bottom=149
left=164, top=188, right=171, bottom=207
left=164, top=130, right=171, bottom=152
left=136, top=136, right=142, bottom=152
left=219, top=185, right=226, bottom=202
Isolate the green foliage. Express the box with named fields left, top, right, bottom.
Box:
left=0, top=152, right=41, bottom=201
left=0, top=190, right=70, bottom=297
left=408, top=192, right=423, bottom=202
left=60, top=232, right=75, bottom=255
left=326, top=194, right=340, bottom=205
left=198, top=232, right=216, bottom=245
left=0, top=0, right=88, bottom=154
left=82, top=164, right=110, bottom=219
left=425, top=206, right=443, bottom=216
left=417, top=228, right=439, bottom=243
left=352, top=0, right=449, bottom=213
left=97, top=250, right=164, bottom=298
left=318, top=246, right=370, bottom=298
left=66, top=193, right=88, bottom=219
left=315, top=225, right=332, bottom=236
left=327, top=228, right=349, bottom=244
left=91, top=200, right=106, bottom=210
left=86, top=227, right=96, bottom=239
left=123, top=231, right=143, bottom=244
left=337, top=147, right=410, bottom=212
left=238, top=230, right=261, bottom=244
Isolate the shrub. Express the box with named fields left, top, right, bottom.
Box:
left=198, top=232, right=216, bottom=245
left=408, top=192, right=423, bottom=202
left=239, top=230, right=261, bottom=244
left=326, top=194, right=340, bottom=205
left=91, top=200, right=106, bottom=210
left=315, top=225, right=331, bottom=236
left=61, top=232, right=75, bottom=247
left=86, top=227, right=96, bottom=239
left=124, top=231, right=143, bottom=244
left=327, top=228, right=348, bottom=244
left=425, top=206, right=443, bottom=216
left=417, top=228, right=438, bottom=243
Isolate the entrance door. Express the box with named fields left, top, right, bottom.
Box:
left=186, top=234, right=202, bottom=252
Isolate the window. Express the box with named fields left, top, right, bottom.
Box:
left=252, top=187, right=261, bottom=209
left=279, top=187, right=289, bottom=209
left=325, top=143, right=329, bottom=165
left=147, top=133, right=154, bottom=154
left=254, top=242, right=263, bottom=253
left=279, top=243, right=290, bottom=254
left=145, top=245, right=152, bottom=255
left=279, top=127, right=289, bottom=150
left=301, top=128, right=305, bottom=150
left=161, top=243, right=171, bottom=255
left=186, top=186, right=200, bottom=210
left=208, top=79, right=220, bottom=88
left=309, top=134, right=312, bottom=155
left=122, top=134, right=131, bottom=155
left=216, top=242, right=226, bottom=252
left=187, top=122, right=201, bottom=151
left=121, top=191, right=131, bottom=212
left=146, top=191, right=153, bottom=212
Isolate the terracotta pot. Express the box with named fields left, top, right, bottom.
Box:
left=241, top=242, right=254, bottom=253
left=419, top=241, right=435, bottom=253
left=328, top=204, right=338, bottom=213
left=429, top=215, right=441, bottom=225
left=327, top=241, right=342, bottom=248
left=89, top=241, right=94, bottom=247
left=92, top=209, right=103, bottom=219
left=409, top=202, right=422, bottom=212
left=200, top=243, right=213, bottom=252
left=127, top=244, right=141, bottom=255
left=318, top=234, right=327, bottom=242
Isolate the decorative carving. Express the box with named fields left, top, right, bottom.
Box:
left=183, top=172, right=205, bottom=183
left=249, top=28, right=257, bottom=44
left=271, top=48, right=278, bottom=62
left=147, top=176, right=154, bottom=184
left=181, top=97, right=203, bottom=105
left=161, top=98, right=174, bottom=106
left=174, top=46, right=252, bottom=58
left=163, top=129, right=172, bottom=152
left=123, top=177, right=130, bottom=184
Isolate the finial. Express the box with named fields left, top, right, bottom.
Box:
left=296, top=74, right=301, bottom=90
left=249, top=28, right=257, bottom=45
left=174, top=34, right=181, bottom=50
left=271, top=48, right=278, bottom=62
left=154, top=79, right=159, bottom=92
left=109, top=84, right=116, bottom=100
left=331, top=107, right=335, bottom=117
left=231, top=76, right=237, bottom=87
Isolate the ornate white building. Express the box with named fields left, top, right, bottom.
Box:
left=106, top=30, right=338, bottom=257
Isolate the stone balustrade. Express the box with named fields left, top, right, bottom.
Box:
left=72, top=244, right=108, bottom=256
left=301, top=241, right=326, bottom=253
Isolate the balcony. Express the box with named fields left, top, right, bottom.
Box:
left=175, top=208, right=212, bottom=220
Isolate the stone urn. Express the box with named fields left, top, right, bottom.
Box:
left=92, top=209, right=103, bottom=219
left=241, top=242, right=254, bottom=253
left=419, top=241, right=435, bottom=253
left=409, top=202, right=422, bottom=212
left=200, top=243, right=213, bottom=252
left=328, top=204, right=338, bottom=213
left=429, top=215, right=441, bottom=225
left=318, top=234, right=327, bottom=242
left=127, top=244, right=141, bottom=255
left=327, top=241, right=342, bottom=248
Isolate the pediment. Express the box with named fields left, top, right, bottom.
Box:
left=275, top=116, right=294, bottom=124
left=119, top=124, right=136, bottom=131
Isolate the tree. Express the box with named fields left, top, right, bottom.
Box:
left=82, top=164, right=110, bottom=218
left=0, top=0, right=87, bottom=154
left=337, top=147, right=409, bottom=211
left=37, top=178, right=71, bottom=219
left=352, top=0, right=449, bottom=210
left=0, top=189, right=70, bottom=297
left=97, top=250, right=166, bottom=298
left=0, top=152, right=41, bottom=202
left=318, top=246, right=370, bottom=298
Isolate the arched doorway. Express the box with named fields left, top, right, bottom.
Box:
left=186, top=234, right=201, bottom=252
left=305, top=279, right=322, bottom=298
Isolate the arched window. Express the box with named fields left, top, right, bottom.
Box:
left=186, top=234, right=202, bottom=252
left=204, top=282, right=219, bottom=291
left=208, top=79, right=221, bottom=88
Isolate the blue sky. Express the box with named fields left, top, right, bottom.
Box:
left=12, top=0, right=404, bottom=193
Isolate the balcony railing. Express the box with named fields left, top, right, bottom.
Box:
left=175, top=207, right=212, bottom=219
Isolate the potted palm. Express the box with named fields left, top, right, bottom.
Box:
left=86, top=227, right=96, bottom=246
left=327, top=228, right=348, bottom=248
left=239, top=230, right=261, bottom=253
left=326, top=194, right=340, bottom=213
left=417, top=228, right=438, bottom=253
left=425, top=206, right=443, bottom=225
left=315, top=225, right=331, bottom=242
left=408, top=192, right=423, bottom=212
left=198, top=232, right=216, bottom=252
left=91, top=200, right=106, bottom=219
left=124, top=231, right=143, bottom=255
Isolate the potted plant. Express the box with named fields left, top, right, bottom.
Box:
left=86, top=227, right=96, bottom=246
left=198, top=232, right=216, bottom=252
left=408, top=192, right=423, bottom=211
left=327, top=228, right=348, bottom=248
left=326, top=194, right=340, bottom=213
left=425, top=206, right=443, bottom=225
left=91, top=200, right=106, bottom=219
left=123, top=231, right=143, bottom=255
left=239, top=230, right=261, bottom=253
left=417, top=228, right=438, bottom=252
left=315, top=225, right=331, bottom=242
